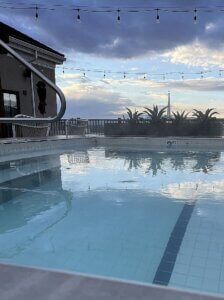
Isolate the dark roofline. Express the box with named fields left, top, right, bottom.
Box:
left=0, top=21, right=64, bottom=57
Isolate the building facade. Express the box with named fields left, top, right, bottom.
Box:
left=0, top=22, right=65, bottom=137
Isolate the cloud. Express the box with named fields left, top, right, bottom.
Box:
left=146, top=78, right=224, bottom=92
left=3, top=0, right=224, bottom=59
left=96, top=76, right=224, bottom=92
left=162, top=41, right=224, bottom=68
left=61, top=79, right=134, bottom=118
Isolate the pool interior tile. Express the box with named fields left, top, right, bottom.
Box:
left=169, top=198, right=224, bottom=295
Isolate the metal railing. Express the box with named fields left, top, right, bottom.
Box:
left=0, top=38, right=66, bottom=124
left=49, top=118, right=224, bottom=137
left=50, top=119, right=119, bottom=136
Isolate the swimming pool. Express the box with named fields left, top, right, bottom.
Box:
left=1, top=147, right=224, bottom=295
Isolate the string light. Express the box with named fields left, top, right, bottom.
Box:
left=117, top=9, right=121, bottom=23
left=57, top=66, right=223, bottom=81
left=1, top=3, right=224, bottom=22
left=62, top=66, right=65, bottom=74
left=156, top=8, right=160, bottom=23
left=35, top=5, right=38, bottom=20
left=194, top=8, right=197, bottom=24
left=77, top=8, right=81, bottom=22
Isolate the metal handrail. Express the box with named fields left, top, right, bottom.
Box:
left=0, top=38, right=66, bottom=123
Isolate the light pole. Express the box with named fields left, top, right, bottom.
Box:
left=167, top=91, right=171, bottom=118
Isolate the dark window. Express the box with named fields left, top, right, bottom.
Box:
left=0, top=91, right=20, bottom=137
left=3, top=91, right=20, bottom=117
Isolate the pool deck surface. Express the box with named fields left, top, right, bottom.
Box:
left=0, top=263, right=224, bottom=300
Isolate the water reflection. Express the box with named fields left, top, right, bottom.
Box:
left=67, top=151, right=89, bottom=165
left=191, top=152, right=220, bottom=173
left=106, top=150, right=221, bottom=175
left=0, top=156, right=72, bottom=258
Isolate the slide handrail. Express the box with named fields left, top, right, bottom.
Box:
left=0, top=38, right=66, bottom=123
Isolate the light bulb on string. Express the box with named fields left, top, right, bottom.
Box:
left=77, top=9, right=81, bottom=22
left=62, top=67, right=65, bottom=74
left=117, top=9, right=121, bottom=23
left=83, top=72, right=86, bottom=77
left=35, top=6, right=38, bottom=20
left=200, top=72, right=203, bottom=79
left=103, top=71, right=106, bottom=79
left=156, top=8, right=160, bottom=24
left=123, top=72, right=126, bottom=79
left=194, top=8, right=197, bottom=24
left=143, top=74, right=146, bottom=80
left=163, top=74, right=165, bottom=80
left=219, top=70, right=222, bottom=77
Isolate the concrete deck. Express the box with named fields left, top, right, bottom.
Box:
left=0, top=263, right=224, bottom=300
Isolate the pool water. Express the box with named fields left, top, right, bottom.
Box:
left=1, top=148, right=224, bottom=294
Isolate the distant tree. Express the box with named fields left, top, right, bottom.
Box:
left=125, top=108, right=143, bottom=124
left=192, top=108, right=218, bottom=124
left=144, top=105, right=167, bottom=124
left=172, top=111, right=189, bottom=125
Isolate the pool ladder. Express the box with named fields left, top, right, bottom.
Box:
left=0, top=38, right=66, bottom=124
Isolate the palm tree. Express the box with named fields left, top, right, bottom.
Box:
left=172, top=111, right=189, bottom=125
left=125, top=108, right=143, bottom=124
left=144, top=105, right=167, bottom=124
left=192, top=108, right=218, bottom=125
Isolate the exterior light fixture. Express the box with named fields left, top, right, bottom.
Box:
left=77, top=9, right=81, bottom=22
left=35, top=6, right=39, bottom=20
left=117, top=9, right=121, bottom=23
left=156, top=8, right=160, bottom=23
left=194, top=8, right=197, bottom=24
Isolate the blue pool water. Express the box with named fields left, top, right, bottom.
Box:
left=1, top=148, right=224, bottom=294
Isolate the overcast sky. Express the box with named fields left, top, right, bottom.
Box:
left=1, top=0, right=224, bottom=118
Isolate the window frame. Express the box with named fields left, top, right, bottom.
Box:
left=2, top=90, right=20, bottom=117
